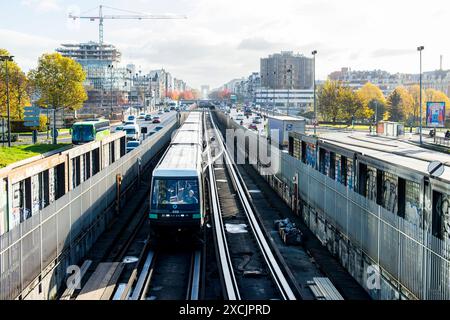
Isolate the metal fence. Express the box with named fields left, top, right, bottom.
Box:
left=434, top=136, right=450, bottom=148
left=273, top=152, right=450, bottom=300
left=0, top=123, right=176, bottom=300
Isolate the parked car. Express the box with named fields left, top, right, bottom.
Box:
left=152, top=116, right=161, bottom=123
left=145, top=114, right=152, bottom=121
left=158, top=110, right=164, bottom=115
left=126, top=140, right=140, bottom=153
left=115, top=125, right=124, bottom=132
left=138, top=113, right=145, bottom=120
left=248, top=123, right=258, bottom=130
left=236, top=114, right=245, bottom=121
left=164, top=108, right=170, bottom=112
left=154, top=126, right=164, bottom=131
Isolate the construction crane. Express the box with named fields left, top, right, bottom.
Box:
left=68, top=5, right=187, bottom=45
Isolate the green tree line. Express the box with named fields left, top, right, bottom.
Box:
left=317, top=80, right=450, bottom=125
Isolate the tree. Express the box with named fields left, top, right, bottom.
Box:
left=317, top=80, right=342, bottom=123
left=395, top=86, right=414, bottom=123
left=407, top=85, right=426, bottom=124
left=387, top=89, right=403, bottom=122
left=357, top=82, right=386, bottom=121
left=338, top=86, right=365, bottom=122
left=0, top=49, right=30, bottom=120
left=28, top=53, right=87, bottom=112
left=425, top=88, right=450, bottom=110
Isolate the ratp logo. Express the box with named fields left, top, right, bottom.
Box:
left=66, top=265, right=82, bottom=290
left=366, top=264, right=381, bottom=291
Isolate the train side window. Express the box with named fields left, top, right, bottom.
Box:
left=358, top=163, right=367, bottom=196
left=432, top=191, right=443, bottom=239
left=432, top=190, right=449, bottom=240
left=301, top=141, right=306, bottom=163
left=376, top=170, right=383, bottom=206
left=397, top=178, right=406, bottom=218
left=55, top=163, right=65, bottom=200
left=329, top=152, right=336, bottom=180
left=92, top=148, right=100, bottom=175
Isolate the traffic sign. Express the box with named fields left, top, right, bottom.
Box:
left=24, top=121, right=40, bottom=127
left=24, top=105, right=40, bottom=128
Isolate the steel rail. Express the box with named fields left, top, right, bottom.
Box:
left=204, top=111, right=241, bottom=300
left=208, top=111, right=296, bottom=300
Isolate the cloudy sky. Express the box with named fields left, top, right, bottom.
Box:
left=1, top=0, right=449, bottom=89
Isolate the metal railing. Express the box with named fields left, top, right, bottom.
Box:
left=0, top=122, right=177, bottom=300
left=273, top=152, right=450, bottom=300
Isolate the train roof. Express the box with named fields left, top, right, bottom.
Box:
left=178, top=123, right=202, bottom=132
left=184, top=112, right=202, bottom=124
left=171, top=129, right=202, bottom=145
left=295, top=131, right=450, bottom=184
left=153, top=144, right=202, bottom=178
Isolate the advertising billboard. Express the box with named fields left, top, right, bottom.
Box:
left=426, top=102, right=445, bottom=127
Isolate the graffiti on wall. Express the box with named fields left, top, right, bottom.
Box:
left=436, top=194, right=450, bottom=239
left=335, top=155, right=342, bottom=184
left=305, top=143, right=316, bottom=168
left=382, top=173, right=398, bottom=214
left=347, top=159, right=354, bottom=190
left=366, top=167, right=377, bottom=202
left=405, top=181, right=421, bottom=227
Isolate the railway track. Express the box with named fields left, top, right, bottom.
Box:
left=205, top=110, right=298, bottom=300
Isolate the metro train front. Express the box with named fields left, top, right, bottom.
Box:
left=149, top=112, right=205, bottom=233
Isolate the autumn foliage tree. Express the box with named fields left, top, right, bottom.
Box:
left=28, top=53, right=87, bottom=112
left=357, top=82, right=385, bottom=121
left=0, top=49, right=30, bottom=120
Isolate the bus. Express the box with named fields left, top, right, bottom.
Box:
left=71, top=119, right=111, bottom=144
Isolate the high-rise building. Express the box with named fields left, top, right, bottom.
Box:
left=56, top=42, right=127, bottom=112
left=260, top=51, right=313, bottom=90
left=201, top=85, right=210, bottom=99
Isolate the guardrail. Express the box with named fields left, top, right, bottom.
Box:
left=0, top=122, right=178, bottom=300
left=435, top=136, right=450, bottom=148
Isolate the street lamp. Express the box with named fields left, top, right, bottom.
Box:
left=312, top=50, right=317, bottom=135
left=286, top=68, right=292, bottom=116
left=108, top=64, right=114, bottom=119
left=417, top=46, right=424, bottom=144
left=0, top=55, right=14, bottom=147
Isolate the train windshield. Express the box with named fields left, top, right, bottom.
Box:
left=151, top=178, right=200, bottom=210
left=72, top=125, right=95, bottom=142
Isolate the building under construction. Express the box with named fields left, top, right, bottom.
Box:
left=56, top=42, right=128, bottom=115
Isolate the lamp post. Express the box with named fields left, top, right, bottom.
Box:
left=1, top=55, right=14, bottom=147
left=108, top=64, right=114, bottom=119
left=286, top=68, right=292, bottom=116
left=417, top=46, right=424, bottom=145
left=312, top=50, right=317, bottom=135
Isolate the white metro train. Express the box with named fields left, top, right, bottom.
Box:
left=149, top=112, right=206, bottom=232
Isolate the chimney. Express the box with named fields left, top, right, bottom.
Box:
left=440, top=55, right=443, bottom=70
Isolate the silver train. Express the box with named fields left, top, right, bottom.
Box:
left=149, top=112, right=205, bottom=232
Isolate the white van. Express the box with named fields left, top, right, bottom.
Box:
left=123, top=124, right=140, bottom=141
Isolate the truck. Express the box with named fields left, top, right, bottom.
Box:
left=267, top=115, right=306, bottom=146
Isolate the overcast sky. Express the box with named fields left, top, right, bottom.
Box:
left=1, top=0, right=449, bottom=89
